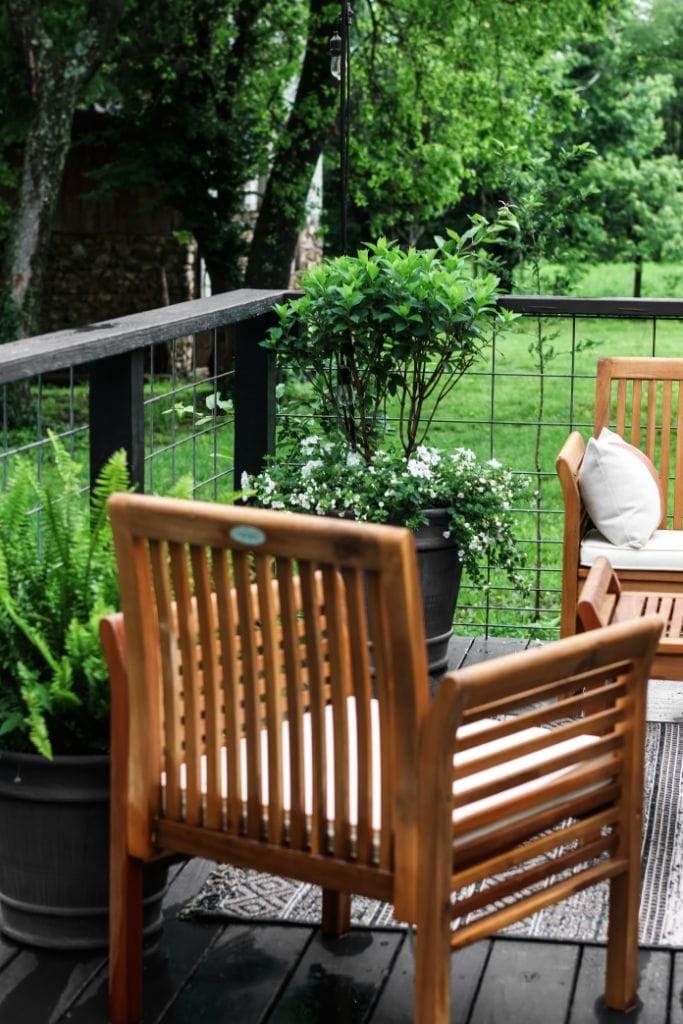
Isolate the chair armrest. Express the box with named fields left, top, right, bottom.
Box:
left=577, top=557, right=621, bottom=631
left=556, top=432, right=586, bottom=501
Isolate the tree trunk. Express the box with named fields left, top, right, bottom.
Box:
left=633, top=253, right=643, bottom=299
left=4, top=0, right=124, bottom=339
left=4, top=79, right=81, bottom=336
left=244, top=0, right=337, bottom=289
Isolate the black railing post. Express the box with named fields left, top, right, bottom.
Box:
left=233, top=311, right=277, bottom=489
left=89, top=349, right=145, bottom=492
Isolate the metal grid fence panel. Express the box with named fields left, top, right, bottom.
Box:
left=275, top=310, right=683, bottom=639
left=144, top=330, right=235, bottom=501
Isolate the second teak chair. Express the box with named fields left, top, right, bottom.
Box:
left=102, top=494, right=661, bottom=1024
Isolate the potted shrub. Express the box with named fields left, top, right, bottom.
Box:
left=0, top=438, right=168, bottom=949
left=243, top=216, right=527, bottom=672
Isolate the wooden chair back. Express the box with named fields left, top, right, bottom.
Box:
left=107, top=494, right=429, bottom=904
left=415, top=616, right=662, bottom=1020
left=595, top=357, right=683, bottom=528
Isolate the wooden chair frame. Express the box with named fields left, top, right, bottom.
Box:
left=415, top=614, right=661, bottom=1023
left=103, top=494, right=661, bottom=1024
left=558, top=357, right=683, bottom=637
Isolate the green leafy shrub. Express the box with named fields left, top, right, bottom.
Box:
left=0, top=437, right=130, bottom=758
left=264, top=214, right=518, bottom=462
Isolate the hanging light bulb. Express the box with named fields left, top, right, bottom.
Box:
left=330, top=30, right=342, bottom=80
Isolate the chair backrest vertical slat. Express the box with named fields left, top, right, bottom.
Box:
left=168, top=542, right=202, bottom=826
left=646, top=380, right=657, bottom=461
left=277, top=557, right=307, bottom=850
left=232, top=549, right=264, bottom=839
left=341, top=566, right=374, bottom=865
left=615, top=379, right=627, bottom=437
left=630, top=378, right=642, bottom=446
left=211, top=548, right=242, bottom=834
left=148, top=539, right=183, bottom=822
left=660, top=380, right=672, bottom=525
left=366, top=570, right=395, bottom=871
left=254, top=555, right=284, bottom=845
left=322, top=565, right=352, bottom=861
left=299, top=561, right=328, bottom=855
left=190, top=545, right=223, bottom=830
left=675, top=382, right=683, bottom=529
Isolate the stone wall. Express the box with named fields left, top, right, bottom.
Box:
left=41, top=232, right=196, bottom=333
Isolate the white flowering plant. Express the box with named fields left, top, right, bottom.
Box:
left=241, top=435, right=527, bottom=587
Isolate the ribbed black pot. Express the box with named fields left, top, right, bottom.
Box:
left=0, top=750, right=168, bottom=950
left=414, top=509, right=463, bottom=676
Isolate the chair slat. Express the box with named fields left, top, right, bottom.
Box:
left=450, top=859, right=625, bottom=950
left=211, top=548, right=242, bottom=834
left=277, top=558, right=306, bottom=849
left=190, top=545, right=223, bottom=830
left=299, top=562, right=328, bottom=855
left=452, top=806, right=619, bottom=890
left=455, top=685, right=625, bottom=753
left=454, top=731, right=623, bottom=807
left=630, top=378, right=642, bottom=446
left=322, top=566, right=352, bottom=860
left=675, top=381, right=683, bottom=528
left=453, top=772, right=622, bottom=867
left=341, top=567, right=374, bottom=865
left=254, top=556, right=284, bottom=846
left=168, top=542, right=202, bottom=826
left=461, top=659, right=632, bottom=722
left=452, top=832, right=615, bottom=921
left=232, top=550, right=264, bottom=839
left=615, top=378, right=627, bottom=436
left=149, top=540, right=183, bottom=821
left=454, top=707, right=623, bottom=783
left=660, top=380, right=673, bottom=523
left=646, top=380, right=657, bottom=460
left=366, top=570, right=394, bottom=870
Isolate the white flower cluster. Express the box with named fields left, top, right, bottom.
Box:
left=241, top=435, right=528, bottom=589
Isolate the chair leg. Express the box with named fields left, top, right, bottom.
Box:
left=109, top=852, right=144, bottom=1024
left=604, top=867, right=640, bottom=1012
left=321, top=889, right=351, bottom=938
left=414, top=922, right=451, bottom=1024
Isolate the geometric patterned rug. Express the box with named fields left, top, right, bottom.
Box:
left=181, top=721, right=683, bottom=949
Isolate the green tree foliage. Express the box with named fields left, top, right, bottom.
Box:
left=335, top=0, right=615, bottom=249
left=101, top=0, right=311, bottom=291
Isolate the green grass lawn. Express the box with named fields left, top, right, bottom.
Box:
left=3, top=261, right=681, bottom=639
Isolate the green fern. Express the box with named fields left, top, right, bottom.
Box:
left=0, top=438, right=131, bottom=757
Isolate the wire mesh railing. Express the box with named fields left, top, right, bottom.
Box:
left=1, top=290, right=681, bottom=640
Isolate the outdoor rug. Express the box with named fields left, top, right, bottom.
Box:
left=181, top=718, right=683, bottom=949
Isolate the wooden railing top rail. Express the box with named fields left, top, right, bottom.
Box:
left=500, top=295, right=683, bottom=318
left=0, top=288, right=293, bottom=384
left=1, top=289, right=682, bottom=386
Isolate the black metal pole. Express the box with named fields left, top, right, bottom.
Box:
left=340, top=0, right=350, bottom=256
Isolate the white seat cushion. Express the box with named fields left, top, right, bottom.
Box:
left=581, top=528, right=683, bottom=572
left=168, top=699, right=603, bottom=844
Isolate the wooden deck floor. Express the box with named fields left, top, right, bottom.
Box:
left=1, top=636, right=680, bottom=1024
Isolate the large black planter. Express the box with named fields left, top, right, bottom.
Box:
left=0, top=750, right=168, bottom=950
left=414, top=509, right=463, bottom=676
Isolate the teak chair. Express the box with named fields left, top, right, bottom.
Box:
left=102, top=494, right=661, bottom=1024
left=557, top=356, right=683, bottom=637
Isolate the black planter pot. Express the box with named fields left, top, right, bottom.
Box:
left=0, top=750, right=168, bottom=950
left=413, top=509, right=463, bottom=676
